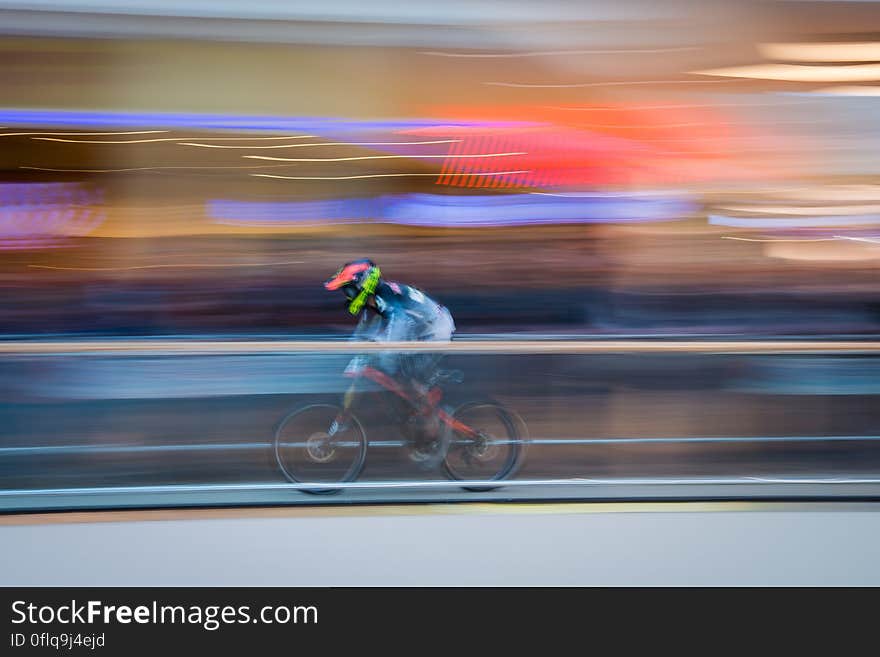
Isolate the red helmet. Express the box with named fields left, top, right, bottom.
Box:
left=324, top=259, right=381, bottom=315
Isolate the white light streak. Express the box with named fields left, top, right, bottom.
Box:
left=834, top=235, right=880, bottom=244
left=244, top=152, right=525, bottom=163
left=179, top=139, right=461, bottom=150
left=759, top=42, right=880, bottom=62
left=692, top=63, right=880, bottom=82
left=251, top=171, right=530, bottom=181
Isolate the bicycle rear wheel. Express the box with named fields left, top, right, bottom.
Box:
left=442, top=400, right=525, bottom=492
left=273, top=403, right=367, bottom=495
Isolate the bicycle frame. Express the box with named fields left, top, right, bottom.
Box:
left=349, top=366, right=480, bottom=439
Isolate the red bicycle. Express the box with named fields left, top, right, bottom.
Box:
left=273, top=366, right=527, bottom=494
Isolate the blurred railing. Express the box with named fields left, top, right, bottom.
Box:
left=2, top=339, right=880, bottom=354
left=1, top=338, right=879, bottom=511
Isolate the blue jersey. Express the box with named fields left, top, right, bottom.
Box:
left=351, top=280, right=453, bottom=342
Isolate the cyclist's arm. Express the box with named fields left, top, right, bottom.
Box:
left=338, top=312, right=382, bottom=417
left=350, top=311, right=380, bottom=341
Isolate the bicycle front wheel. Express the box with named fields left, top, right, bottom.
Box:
left=442, top=400, right=525, bottom=491
left=273, top=403, right=367, bottom=495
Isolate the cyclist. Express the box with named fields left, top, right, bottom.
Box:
left=323, top=258, right=456, bottom=465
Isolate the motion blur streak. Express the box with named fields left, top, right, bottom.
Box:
left=28, top=260, right=304, bottom=271
left=419, top=47, right=700, bottom=57
left=0, top=109, right=526, bottom=131
left=32, top=137, right=222, bottom=144
left=208, top=192, right=690, bottom=227
left=1, top=0, right=880, bottom=510
left=709, top=214, right=880, bottom=227
left=250, top=171, right=530, bottom=181
left=718, top=204, right=880, bottom=215
left=22, top=165, right=298, bottom=172
left=243, top=152, right=525, bottom=162
left=485, top=80, right=731, bottom=88
left=0, top=131, right=168, bottom=137
left=765, top=186, right=880, bottom=202
left=838, top=235, right=880, bottom=244
left=2, top=340, right=878, bottom=354
left=758, top=42, right=880, bottom=62
left=181, top=140, right=459, bottom=149
left=693, top=63, right=880, bottom=82
left=180, top=136, right=319, bottom=141
left=721, top=237, right=836, bottom=243
left=811, top=86, right=880, bottom=96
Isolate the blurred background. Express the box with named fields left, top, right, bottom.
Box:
left=0, top=0, right=878, bottom=337
left=0, top=0, right=879, bottom=505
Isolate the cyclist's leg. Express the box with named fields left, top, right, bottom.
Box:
left=405, top=310, right=456, bottom=446
left=406, top=312, right=457, bottom=467
left=365, top=311, right=454, bottom=414
left=414, top=307, right=456, bottom=393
